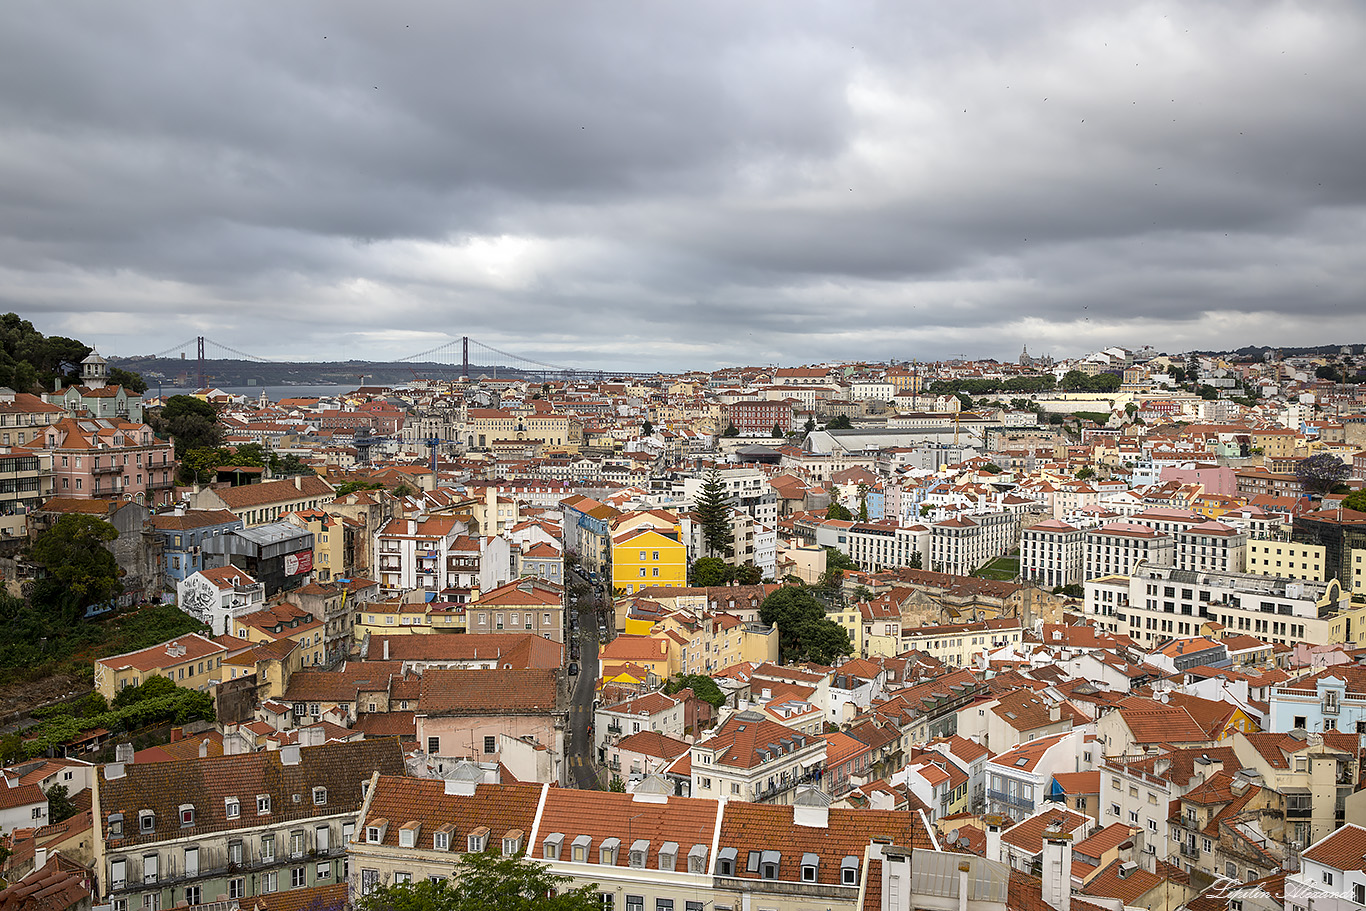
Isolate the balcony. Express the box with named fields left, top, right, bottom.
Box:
left=1179, top=843, right=1199, bottom=859
left=92, top=463, right=122, bottom=475
left=987, top=789, right=1035, bottom=812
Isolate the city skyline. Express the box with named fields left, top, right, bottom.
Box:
left=3, top=2, right=1365, bottom=369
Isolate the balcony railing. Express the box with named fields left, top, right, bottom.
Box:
left=987, top=789, right=1035, bottom=811
left=92, top=463, right=122, bottom=475
left=1179, top=843, right=1199, bottom=858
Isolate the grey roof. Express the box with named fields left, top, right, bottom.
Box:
left=235, top=521, right=312, bottom=546
left=907, top=850, right=1009, bottom=903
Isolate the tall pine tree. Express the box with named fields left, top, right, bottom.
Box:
left=695, top=469, right=734, bottom=558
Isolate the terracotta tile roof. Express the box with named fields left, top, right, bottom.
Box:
left=364, top=633, right=562, bottom=668
left=147, top=509, right=240, bottom=530
left=600, top=692, right=680, bottom=716
left=361, top=776, right=543, bottom=850
left=1115, top=698, right=1212, bottom=745
left=1001, top=807, right=1090, bottom=856
left=992, top=689, right=1065, bottom=732
left=252, top=882, right=348, bottom=911
left=1081, top=856, right=1169, bottom=904
left=718, top=802, right=933, bottom=886
left=99, top=634, right=224, bottom=674
left=0, top=782, right=45, bottom=811
left=613, top=730, right=690, bottom=760
left=1072, top=822, right=1137, bottom=859
left=1301, top=821, right=1366, bottom=871
left=418, top=668, right=562, bottom=715
left=213, top=475, right=334, bottom=508
left=280, top=662, right=407, bottom=702
left=100, top=738, right=405, bottom=850
left=696, top=712, right=820, bottom=771
left=537, top=788, right=719, bottom=869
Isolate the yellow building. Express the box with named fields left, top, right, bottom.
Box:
left=352, top=596, right=465, bottom=641
left=1349, top=548, right=1366, bottom=595
left=230, top=601, right=326, bottom=668
left=899, top=619, right=1022, bottom=667
left=1329, top=599, right=1366, bottom=646
left=598, top=634, right=675, bottom=680
left=93, top=634, right=227, bottom=700
left=610, top=515, right=687, bottom=596
left=1245, top=541, right=1326, bottom=582
left=1250, top=428, right=1299, bottom=459
left=283, top=508, right=347, bottom=583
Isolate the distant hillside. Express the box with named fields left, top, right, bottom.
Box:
left=106, top=356, right=533, bottom=387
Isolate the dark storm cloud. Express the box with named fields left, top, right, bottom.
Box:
left=2, top=0, right=1365, bottom=369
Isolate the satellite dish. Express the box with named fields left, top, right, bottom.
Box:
left=946, top=828, right=960, bottom=845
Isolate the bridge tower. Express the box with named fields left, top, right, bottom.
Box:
left=196, top=336, right=206, bottom=390
left=461, top=336, right=469, bottom=382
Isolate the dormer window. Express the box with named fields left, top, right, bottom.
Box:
left=179, top=804, right=195, bottom=827
left=572, top=834, right=592, bottom=862
left=468, top=826, right=490, bottom=853
left=257, top=794, right=271, bottom=815
left=801, top=852, right=819, bottom=882
left=139, top=810, right=155, bottom=833
left=658, top=842, right=678, bottom=872
left=398, top=822, right=421, bottom=849
left=688, top=844, right=708, bottom=874
left=225, top=798, right=240, bottom=819
left=502, top=829, right=523, bottom=856
left=598, top=837, right=620, bottom=866
left=313, top=787, right=327, bottom=806
left=718, top=847, right=737, bottom=876
left=107, top=813, right=123, bottom=838
left=433, top=824, right=455, bottom=851
left=630, top=839, right=649, bottom=868
left=543, top=832, right=564, bottom=860
left=760, top=850, right=780, bottom=880
left=841, top=856, right=860, bottom=886
left=366, top=819, right=388, bottom=844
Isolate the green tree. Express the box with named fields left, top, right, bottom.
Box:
left=0, top=313, right=92, bottom=392
left=803, top=416, right=816, bottom=435
left=688, top=557, right=734, bottom=587
left=1075, top=466, right=1095, bottom=480
left=908, top=552, right=923, bottom=570
left=1341, top=489, right=1366, bottom=513
left=608, top=776, right=626, bottom=792
left=857, top=483, right=870, bottom=522
left=723, top=422, right=740, bottom=437
left=772, top=422, right=784, bottom=438
left=29, top=514, right=122, bottom=620
left=358, top=851, right=602, bottom=911
left=151, top=395, right=221, bottom=457
left=275, top=454, right=314, bottom=476
left=179, top=446, right=228, bottom=484
left=826, top=501, right=852, bottom=521
left=45, top=784, right=77, bottom=823
left=229, top=443, right=270, bottom=467
left=335, top=480, right=386, bottom=496
left=694, top=469, right=733, bottom=558
left=642, top=419, right=654, bottom=436
left=1316, top=364, right=1342, bottom=383
left=758, top=587, right=853, bottom=665
left=663, top=673, right=727, bottom=710
left=1297, top=453, right=1350, bottom=497
left=826, top=414, right=853, bottom=430
left=112, top=673, right=179, bottom=708
left=1060, top=369, right=1090, bottom=391
left=108, top=367, right=148, bottom=393
left=735, top=563, right=763, bottom=585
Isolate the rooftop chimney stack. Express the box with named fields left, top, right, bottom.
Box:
left=1041, top=827, right=1073, bottom=911
left=984, top=815, right=1005, bottom=864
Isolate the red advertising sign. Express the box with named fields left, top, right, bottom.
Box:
left=284, top=550, right=314, bottom=576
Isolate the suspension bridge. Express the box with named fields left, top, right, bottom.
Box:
left=127, top=335, right=660, bottom=386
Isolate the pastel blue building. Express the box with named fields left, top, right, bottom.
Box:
left=149, top=508, right=244, bottom=587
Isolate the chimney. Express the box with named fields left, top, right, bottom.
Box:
left=170, top=727, right=183, bottom=743
left=1050, top=703, right=1061, bottom=722
left=958, top=861, right=971, bottom=911
left=792, top=787, right=831, bottom=829
left=280, top=744, right=302, bottom=766
left=293, top=476, right=303, bottom=490
left=984, top=815, right=1005, bottom=864
left=33, top=847, right=47, bottom=870
left=223, top=732, right=251, bottom=756
left=199, top=739, right=210, bottom=758
left=1041, top=828, right=1073, bottom=911
left=383, top=638, right=390, bottom=661
left=115, top=743, right=134, bottom=764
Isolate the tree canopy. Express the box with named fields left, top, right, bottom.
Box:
left=826, top=501, right=852, bottom=521
left=826, top=414, right=853, bottom=430
left=694, top=469, right=733, bottom=558
left=1341, top=489, right=1366, bottom=513
left=663, top=673, right=727, bottom=710
left=688, top=557, right=733, bottom=587
left=109, top=367, right=148, bottom=393
left=357, top=851, right=602, bottom=911
left=758, top=586, right=853, bottom=665
left=0, top=313, right=92, bottom=393
left=29, top=514, right=122, bottom=620
left=150, top=395, right=222, bottom=458
left=1296, top=453, right=1350, bottom=497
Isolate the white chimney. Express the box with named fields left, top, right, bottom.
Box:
left=1041, top=829, right=1073, bottom=911
left=985, top=815, right=1004, bottom=864
left=280, top=744, right=302, bottom=766
left=958, top=861, right=971, bottom=911
left=115, top=742, right=134, bottom=764
left=199, top=739, right=210, bottom=758
left=383, top=638, right=390, bottom=660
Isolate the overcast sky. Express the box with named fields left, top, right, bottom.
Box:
left=3, top=1, right=1364, bottom=372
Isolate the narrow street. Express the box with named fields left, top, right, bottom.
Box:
left=566, top=566, right=603, bottom=789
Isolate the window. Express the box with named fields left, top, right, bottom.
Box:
left=257, top=794, right=271, bottom=814
left=113, top=902, right=127, bottom=911
left=108, top=814, right=123, bottom=838
left=262, top=871, right=278, bottom=893
left=292, top=867, right=308, bottom=888
left=428, top=736, right=440, bottom=755
left=228, top=841, right=243, bottom=866
left=291, top=830, right=305, bottom=857
left=1294, top=715, right=1307, bottom=729
left=599, top=895, right=615, bottom=911
left=360, top=870, right=380, bottom=896
left=261, top=835, right=275, bottom=863
left=316, top=825, right=330, bottom=853
left=143, top=853, right=158, bottom=884
left=317, top=862, right=331, bottom=880
left=484, top=735, right=497, bottom=753
left=184, top=847, right=199, bottom=877
left=185, top=887, right=201, bottom=906
left=656, top=901, right=673, bottom=911
left=228, top=879, right=244, bottom=900
left=139, top=811, right=155, bottom=833
left=313, top=787, right=327, bottom=806
left=110, top=859, right=127, bottom=890
left=626, top=897, right=645, bottom=911
left=1322, top=870, right=1334, bottom=885
left=841, top=856, right=860, bottom=885
left=1354, top=883, right=1365, bottom=904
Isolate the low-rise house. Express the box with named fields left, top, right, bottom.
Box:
left=176, top=566, right=266, bottom=637
left=1286, top=822, right=1366, bottom=911
left=690, top=710, right=826, bottom=804
left=985, top=730, right=1092, bottom=821
left=94, top=634, right=226, bottom=700
left=595, top=692, right=686, bottom=759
